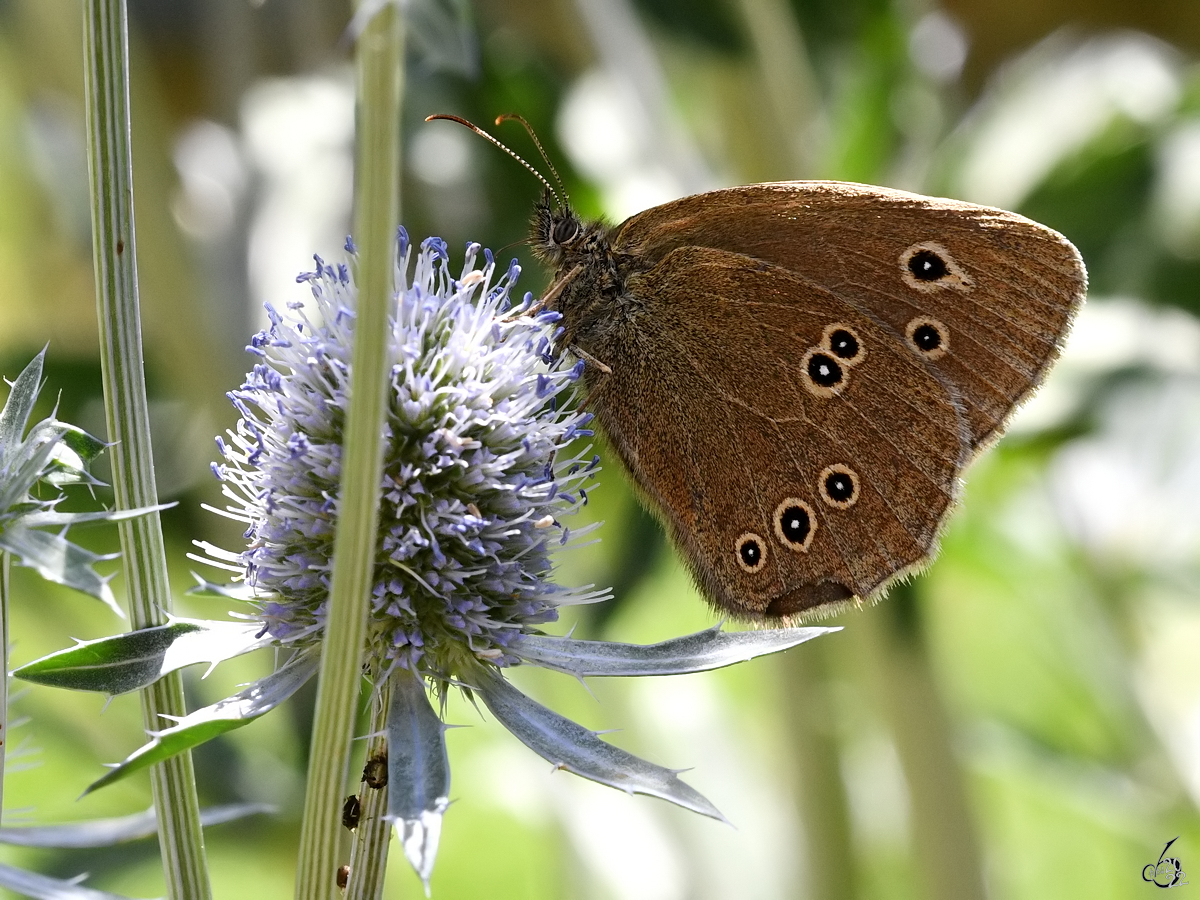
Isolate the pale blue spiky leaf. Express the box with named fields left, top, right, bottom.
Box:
left=0, top=351, right=166, bottom=610
left=476, top=669, right=726, bottom=822
left=57, top=422, right=107, bottom=465
left=0, top=802, right=273, bottom=848
left=186, top=576, right=260, bottom=603
left=0, top=349, right=45, bottom=465
left=20, top=503, right=173, bottom=531
left=0, top=423, right=66, bottom=513
left=511, top=623, right=839, bottom=677
left=386, top=669, right=450, bottom=891
left=0, top=525, right=120, bottom=615
left=0, top=861, right=144, bottom=900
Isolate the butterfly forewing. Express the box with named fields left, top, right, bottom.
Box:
left=614, top=181, right=1087, bottom=452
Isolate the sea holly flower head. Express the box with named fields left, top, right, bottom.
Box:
left=206, top=230, right=605, bottom=691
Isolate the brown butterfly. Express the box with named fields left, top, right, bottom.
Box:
left=428, top=115, right=1086, bottom=620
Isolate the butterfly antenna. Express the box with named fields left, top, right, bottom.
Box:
left=425, top=113, right=562, bottom=208
left=494, top=113, right=568, bottom=207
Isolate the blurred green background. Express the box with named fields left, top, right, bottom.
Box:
left=2, top=0, right=1200, bottom=897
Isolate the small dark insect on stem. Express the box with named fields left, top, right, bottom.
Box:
left=361, top=751, right=387, bottom=790
left=424, top=113, right=565, bottom=209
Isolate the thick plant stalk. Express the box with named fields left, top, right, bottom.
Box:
left=293, top=1, right=404, bottom=897
left=730, top=0, right=821, bottom=176
left=82, top=1, right=211, bottom=897
left=0, top=553, right=8, bottom=822
left=782, top=640, right=857, bottom=900
left=863, top=583, right=987, bottom=900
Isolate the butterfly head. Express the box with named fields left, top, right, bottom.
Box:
left=531, top=190, right=584, bottom=263
left=530, top=189, right=614, bottom=275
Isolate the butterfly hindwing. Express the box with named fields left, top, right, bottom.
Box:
left=580, top=246, right=966, bottom=617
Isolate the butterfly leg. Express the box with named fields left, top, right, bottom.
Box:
left=572, top=349, right=615, bottom=412
left=503, top=264, right=583, bottom=321
left=570, top=345, right=613, bottom=375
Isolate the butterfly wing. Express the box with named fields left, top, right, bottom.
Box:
left=581, top=245, right=967, bottom=618
left=613, top=181, right=1086, bottom=452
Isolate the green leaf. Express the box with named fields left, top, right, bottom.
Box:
left=84, top=650, right=320, bottom=795
left=58, top=423, right=107, bottom=467
left=13, top=618, right=270, bottom=694
left=40, top=429, right=108, bottom=488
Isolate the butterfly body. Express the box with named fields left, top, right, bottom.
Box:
left=532, top=181, right=1086, bottom=621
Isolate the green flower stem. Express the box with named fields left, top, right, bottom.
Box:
left=294, top=2, right=404, bottom=897
left=782, top=639, right=856, bottom=900
left=863, top=583, right=986, bottom=900
left=0, top=552, right=9, bottom=823
left=346, top=679, right=394, bottom=900
left=731, top=0, right=821, bottom=176
left=82, top=1, right=211, bottom=897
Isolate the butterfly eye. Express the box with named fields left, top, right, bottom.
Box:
left=801, top=349, right=848, bottom=397
left=552, top=218, right=580, bottom=244
left=822, top=324, right=865, bottom=365
left=774, top=498, right=816, bottom=552
left=905, top=317, right=949, bottom=359
left=735, top=533, right=768, bottom=573
left=899, top=242, right=973, bottom=292
left=819, top=464, right=860, bottom=509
